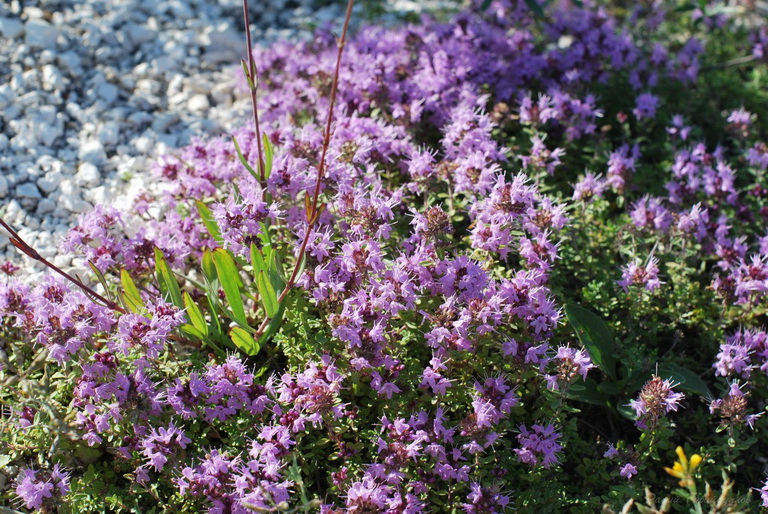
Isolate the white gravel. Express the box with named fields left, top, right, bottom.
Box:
left=0, top=0, right=458, bottom=277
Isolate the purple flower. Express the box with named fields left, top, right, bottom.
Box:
left=633, top=93, right=659, bottom=120
left=515, top=423, right=562, bottom=469
left=14, top=465, right=69, bottom=510
left=620, top=463, right=638, bottom=480
left=141, top=422, right=192, bottom=472
left=618, top=256, right=662, bottom=293
left=603, top=443, right=619, bottom=459
left=630, top=375, right=685, bottom=429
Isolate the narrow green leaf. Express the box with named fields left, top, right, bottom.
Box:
left=180, top=323, right=205, bottom=341
left=195, top=200, right=223, bottom=245
left=88, top=261, right=111, bottom=301
left=232, top=135, right=259, bottom=181
left=658, top=363, right=711, bottom=397
left=212, top=248, right=247, bottom=325
left=565, top=304, right=617, bottom=381
left=262, top=133, right=274, bottom=180
left=241, top=59, right=255, bottom=91
left=202, top=249, right=216, bottom=282
left=250, top=243, right=267, bottom=277
left=258, top=290, right=289, bottom=347
left=256, top=270, right=279, bottom=317
left=120, top=269, right=144, bottom=313
left=154, top=248, right=183, bottom=308
left=564, top=377, right=610, bottom=407
left=230, top=326, right=260, bottom=356
left=183, top=292, right=208, bottom=337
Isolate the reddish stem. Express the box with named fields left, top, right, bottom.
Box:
left=0, top=217, right=126, bottom=314
left=255, top=0, right=355, bottom=337
left=242, top=0, right=266, bottom=182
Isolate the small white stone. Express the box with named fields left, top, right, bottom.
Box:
left=76, top=162, right=101, bottom=187
left=41, top=64, right=65, bottom=90
left=15, top=182, right=42, bottom=199
left=187, top=93, right=210, bottom=113
left=96, top=83, right=119, bottom=104
left=126, top=23, right=156, bottom=46
left=37, top=171, right=63, bottom=194
left=25, top=19, right=59, bottom=49
left=60, top=195, right=91, bottom=214
left=36, top=198, right=56, bottom=215
left=97, top=121, right=120, bottom=147
left=53, top=255, right=72, bottom=269
left=134, top=136, right=154, bottom=154
left=78, top=139, right=107, bottom=164
left=0, top=17, right=24, bottom=39
left=151, top=112, right=180, bottom=133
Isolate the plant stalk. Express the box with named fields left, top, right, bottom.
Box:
left=242, top=0, right=266, bottom=182
left=0, top=217, right=126, bottom=314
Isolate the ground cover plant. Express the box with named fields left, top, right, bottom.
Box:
left=3, top=0, right=768, bottom=511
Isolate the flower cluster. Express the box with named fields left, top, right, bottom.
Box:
left=3, top=0, right=768, bottom=511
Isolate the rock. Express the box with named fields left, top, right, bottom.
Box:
left=36, top=198, right=56, bottom=215
left=0, top=175, right=7, bottom=198
left=76, top=162, right=100, bottom=187
left=0, top=17, right=23, bottom=39
left=15, top=182, right=42, bottom=199
left=41, top=64, right=65, bottom=90
left=78, top=139, right=107, bottom=164
left=60, top=194, right=91, bottom=214
left=25, top=19, right=59, bottom=49
left=96, top=82, right=119, bottom=104
left=37, top=171, right=63, bottom=194
left=187, top=93, right=210, bottom=113
left=97, top=121, right=120, bottom=147
left=133, top=135, right=154, bottom=154
left=126, top=23, right=156, bottom=46
left=151, top=112, right=180, bottom=133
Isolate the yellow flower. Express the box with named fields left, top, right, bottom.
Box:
left=664, top=446, right=702, bottom=488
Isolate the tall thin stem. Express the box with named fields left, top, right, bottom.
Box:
left=242, top=0, right=266, bottom=182
left=255, top=0, right=355, bottom=337
left=283, top=0, right=355, bottom=297
left=0, top=217, right=126, bottom=314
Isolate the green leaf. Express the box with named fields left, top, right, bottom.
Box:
left=658, top=363, right=711, bottom=397
left=120, top=269, right=144, bottom=313
left=617, top=403, right=636, bottom=421
left=256, top=270, right=279, bottom=317
left=212, top=248, right=247, bottom=326
left=183, top=292, right=208, bottom=337
left=258, top=292, right=288, bottom=347
left=180, top=323, right=205, bottom=340
left=154, top=247, right=183, bottom=308
left=202, top=249, right=216, bottom=282
left=565, top=377, right=610, bottom=407
left=250, top=243, right=267, bottom=277
left=232, top=135, right=259, bottom=181
left=88, top=261, right=111, bottom=301
left=523, top=0, right=545, bottom=19
left=262, top=133, right=274, bottom=180
left=565, top=304, right=617, bottom=381
left=241, top=59, right=255, bottom=91
left=230, top=326, right=260, bottom=356
left=195, top=200, right=223, bottom=245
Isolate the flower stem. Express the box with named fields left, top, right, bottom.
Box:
left=0, top=217, right=126, bottom=314
left=255, top=0, right=355, bottom=338
left=242, top=0, right=266, bottom=182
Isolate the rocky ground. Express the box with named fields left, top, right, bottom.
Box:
left=0, top=0, right=455, bottom=276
